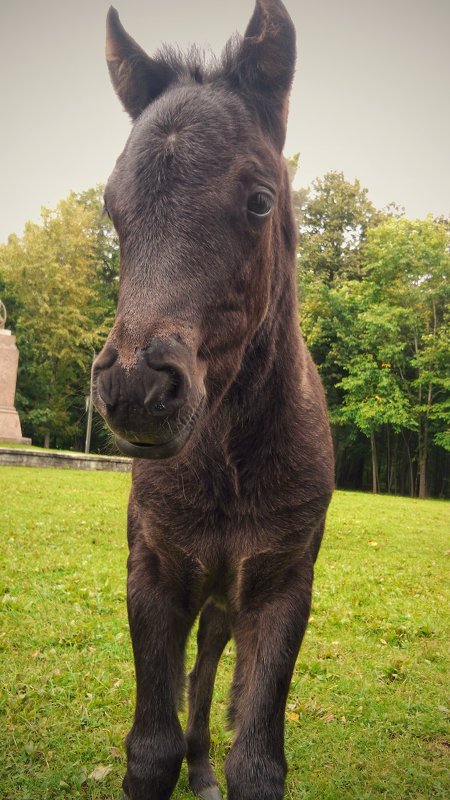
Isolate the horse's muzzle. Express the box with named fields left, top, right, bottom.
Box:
left=92, top=337, right=205, bottom=459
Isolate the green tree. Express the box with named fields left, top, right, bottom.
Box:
left=0, top=189, right=118, bottom=448
left=297, top=176, right=449, bottom=498
left=364, top=217, right=450, bottom=497
left=297, top=171, right=382, bottom=287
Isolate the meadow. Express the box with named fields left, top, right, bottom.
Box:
left=1, top=466, right=448, bottom=799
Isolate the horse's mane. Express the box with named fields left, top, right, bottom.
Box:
left=155, top=35, right=242, bottom=85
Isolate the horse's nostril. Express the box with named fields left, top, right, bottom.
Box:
left=143, top=365, right=188, bottom=416
left=93, top=344, right=118, bottom=372
left=152, top=400, right=167, bottom=414
left=97, top=370, right=119, bottom=409
left=143, top=386, right=166, bottom=414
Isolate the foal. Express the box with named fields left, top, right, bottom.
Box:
left=92, top=1, right=334, bottom=798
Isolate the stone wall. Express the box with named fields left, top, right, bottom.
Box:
left=0, top=448, right=131, bottom=472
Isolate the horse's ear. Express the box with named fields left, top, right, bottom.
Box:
left=106, top=6, right=174, bottom=120
left=233, top=0, right=296, bottom=149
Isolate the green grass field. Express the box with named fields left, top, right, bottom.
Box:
left=1, top=467, right=449, bottom=799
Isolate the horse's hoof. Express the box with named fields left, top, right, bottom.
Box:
left=197, top=787, right=222, bottom=800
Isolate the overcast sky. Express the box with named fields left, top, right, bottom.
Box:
left=1, top=0, right=449, bottom=243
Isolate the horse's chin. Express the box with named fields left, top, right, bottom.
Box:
left=115, top=426, right=193, bottom=460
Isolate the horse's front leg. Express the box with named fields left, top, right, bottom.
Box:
left=186, top=598, right=231, bottom=799
left=123, top=537, right=198, bottom=800
left=225, top=550, right=314, bottom=800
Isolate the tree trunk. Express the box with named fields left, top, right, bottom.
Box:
left=418, top=458, right=427, bottom=498
left=391, top=433, right=398, bottom=495
left=44, top=430, right=50, bottom=449
left=418, top=382, right=432, bottom=500
left=418, top=409, right=430, bottom=500
left=370, top=431, right=379, bottom=494
left=386, top=425, right=391, bottom=493
left=402, top=430, right=415, bottom=497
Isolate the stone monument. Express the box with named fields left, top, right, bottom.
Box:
left=0, top=300, right=31, bottom=444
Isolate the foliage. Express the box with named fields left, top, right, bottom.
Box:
left=297, top=174, right=450, bottom=497
left=1, top=467, right=449, bottom=799
left=297, top=171, right=382, bottom=286
left=0, top=188, right=118, bottom=448
left=337, top=354, right=415, bottom=435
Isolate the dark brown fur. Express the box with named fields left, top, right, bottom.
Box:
left=92, top=2, right=334, bottom=798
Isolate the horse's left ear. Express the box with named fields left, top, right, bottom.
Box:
left=232, top=0, right=296, bottom=150
left=106, top=6, right=175, bottom=120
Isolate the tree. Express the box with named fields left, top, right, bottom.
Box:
left=297, top=171, right=382, bottom=286
left=335, top=334, right=416, bottom=495
left=297, top=175, right=449, bottom=498
left=364, top=217, right=450, bottom=497
left=0, top=189, right=119, bottom=448
left=297, top=173, right=384, bottom=487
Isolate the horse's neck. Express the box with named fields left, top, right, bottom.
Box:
left=228, top=285, right=303, bottom=431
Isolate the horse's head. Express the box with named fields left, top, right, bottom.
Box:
left=93, top=0, right=297, bottom=459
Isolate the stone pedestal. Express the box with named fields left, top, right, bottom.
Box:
left=0, top=329, right=31, bottom=444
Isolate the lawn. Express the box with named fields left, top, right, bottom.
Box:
left=1, top=467, right=448, bottom=799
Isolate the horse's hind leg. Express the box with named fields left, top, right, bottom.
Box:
left=186, top=598, right=231, bottom=800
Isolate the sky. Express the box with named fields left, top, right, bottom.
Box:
left=1, top=0, right=449, bottom=243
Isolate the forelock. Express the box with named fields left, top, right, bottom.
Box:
left=154, top=34, right=243, bottom=86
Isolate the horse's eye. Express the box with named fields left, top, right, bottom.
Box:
left=247, top=192, right=273, bottom=218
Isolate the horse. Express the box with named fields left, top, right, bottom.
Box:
left=92, top=1, right=334, bottom=798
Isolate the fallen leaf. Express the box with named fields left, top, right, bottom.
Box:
left=88, top=764, right=113, bottom=782
left=323, top=714, right=335, bottom=723
left=286, top=711, right=299, bottom=722
left=109, top=746, right=122, bottom=759
left=368, top=541, right=378, bottom=547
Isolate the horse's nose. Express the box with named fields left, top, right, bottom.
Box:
left=93, top=339, right=191, bottom=419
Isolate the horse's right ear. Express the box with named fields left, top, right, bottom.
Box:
left=106, top=7, right=174, bottom=120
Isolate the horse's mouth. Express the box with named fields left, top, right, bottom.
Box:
left=114, top=404, right=202, bottom=460
left=115, top=428, right=191, bottom=460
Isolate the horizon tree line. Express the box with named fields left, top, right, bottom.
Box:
left=0, top=172, right=448, bottom=498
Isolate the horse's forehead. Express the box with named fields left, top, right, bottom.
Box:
left=109, top=84, right=280, bottom=208
left=127, top=85, right=249, bottom=170
left=147, top=83, right=243, bottom=133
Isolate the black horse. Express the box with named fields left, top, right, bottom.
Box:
left=92, top=1, right=334, bottom=798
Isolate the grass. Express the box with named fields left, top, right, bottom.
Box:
left=1, top=467, right=449, bottom=799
